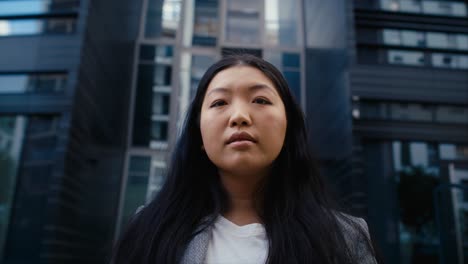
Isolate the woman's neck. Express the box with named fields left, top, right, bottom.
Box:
left=219, top=171, right=265, bottom=225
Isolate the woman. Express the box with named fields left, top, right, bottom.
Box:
left=111, top=54, right=377, bottom=264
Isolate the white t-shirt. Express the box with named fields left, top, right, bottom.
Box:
left=204, top=215, right=268, bottom=264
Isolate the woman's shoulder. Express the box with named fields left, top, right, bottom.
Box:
left=334, top=212, right=378, bottom=264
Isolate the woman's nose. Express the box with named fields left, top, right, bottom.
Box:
left=229, top=106, right=252, bottom=127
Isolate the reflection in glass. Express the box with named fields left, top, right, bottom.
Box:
left=225, top=0, right=261, bottom=44
left=264, top=0, right=299, bottom=46
left=401, top=30, right=425, bottom=47
left=0, top=0, right=79, bottom=16
left=0, top=116, right=26, bottom=261
left=145, top=0, right=181, bottom=38
left=193, top=0, right=218, bottom=46
left=393, top=141, right=441, bottom=263
left=432, top=53, right=468, bottom=69
left=383, top=29, right=401, bottom=45
left=380, top=0, right=467, bottom=17
left=360, top=101, right=468, bottom=125
left=264, top=52, right=301, bottom=101
left=140, top=45, right=173, bottom=63
left=0, top=18, right=76, bottom=36
left=0, top=73, right=67, bottom=93
left=120, top=155, right=150, bottom=231
left=190, top=55, right=214, bottom=100
left=151, top=121, right=168, bottom=141
left=388, top=50, right=424, bottom=66
left=152, top=93, right=170, bottom=115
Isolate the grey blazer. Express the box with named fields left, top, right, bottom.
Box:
left=180, top=214, right=377, bottom=264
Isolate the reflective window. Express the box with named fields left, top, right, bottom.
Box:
left=393, top=141, right=441, bottom=263
left=145, top=0, right=181, bottom=38
left=0, top=73, right=67, bottom=93
left=380, top=0, right=467, bottom=17
left=192, top=0, right=218, bottom=46
left=190, top=55, right=214, bottom=100
left=3, top=115, right=58, bottom=263
left=401, top=30, right=425, bottom=47
left=388, top=50, right=425, bottom=66
left=422, top=1, right=467, bottom=17
left=360, top=101, right=468, bottom=124
left=151, top=120, right=168, bottom=141
left=133, top=45, right=173, bottom=147
left=264, top=52, right=301, bottom=101
left=119, top=155, right=151, bottom=231
left=432, top=53, right=468, bottom=69
left=225, top=0, right=261, bottom=44
left=0, top=18, right=76, bottom=36
left=0, top=0, right=79, bottom=16
left=383, top=29, right=401, bottom=45
left=264, top=0, right=300, bottom=46
left=0, top=116, right=26, bottom=261
left=152, top=93, right=170, bottom=115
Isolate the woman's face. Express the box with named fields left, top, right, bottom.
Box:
left=200, top=65, right=287, bottom=177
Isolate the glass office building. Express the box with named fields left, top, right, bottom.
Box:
left=0, top=0, right=467, bottom=263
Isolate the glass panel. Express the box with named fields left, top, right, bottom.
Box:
left=389, top=103, right=433, bottom=121
left=151, top=121, right=168, bottom=141
left=401, top=30, right=425, bottom=47
left=452, top=2, right=468, bottom=16
left=388, top=50, right=425, bottom=66
left=427, top=32, right=449, bottom=49
left=432, top=53, right=457, bottom=68
left=120, top=155, right=151, bottom=230
left=0, top=116, right=26, bottom=261
left=264, top=0, right=299, bottom=46
left=458, top=55, right=468, bottom=69
left=140, top=45, right=173, bottom=63
left=383, top=29, right=401, bottom=45
left=0, top=73, right=67, bottom=93
left=192, top=0, right=218, bottom=46
left=3, top=116, right=58, bottom=263
left=146, top=159, right=166, bottom=201
left=435, top=106, right=468, bottom=124
left=394, top=141, right=441, bottom=263
left=225, top=0, right=261, bottom=44
left=456, top=35, right=468, bottom=50
left=190, top=55, right=214, bottom=100
left=400, top=0, right=421, bottom=13
left=152, top=93, right=170, bottom=115
left=145, top=0, right=181, bottom=38
left=380, top=0, right=400, bottom=11
left=0, top=0, right=79, bottom=16
left=153, top=65, right=172, bottom=86
left=0, top=18, right=76, bottom=36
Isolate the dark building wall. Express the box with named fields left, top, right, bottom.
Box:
left=55, top=0, right=143, bottom=262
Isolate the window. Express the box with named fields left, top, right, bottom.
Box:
left=190, top=55, right=214, bottom=100
left=133, top=45, right=173, bottom=147
left=0, top=0, right=79, bottom=16
left=379, top=0, right=468, bottom=17
left=401, top=30, right=425, bottom=47
left=388, top=50, right=425, bottom=66
left=360, top=101, right=468, bottom=124
left=0, top=73, right=67, bottom=93
left=225, top=0, right=261, bottom=44
left=432, top=53, right=468, bottom=69
left=383, top=29, right=401, bottom=45
left=192, top=0, right=218, bottom=46
left=0, top=18, right=76, bottom=36
left=264, top=0, right=300, bottom=46
left=145, top=0, right=181, bottom=38
left=264, top=52, right=301, bottom=101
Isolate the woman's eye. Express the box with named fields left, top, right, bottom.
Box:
left=210, top=100, right=227, bottom=108
left=253, top=98, right=271, bottom=105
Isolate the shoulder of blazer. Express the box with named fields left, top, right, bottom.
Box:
left=336, top=213, right=378, bottom=264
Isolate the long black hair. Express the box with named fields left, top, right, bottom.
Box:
left=111, top=54, right=375, bottom=263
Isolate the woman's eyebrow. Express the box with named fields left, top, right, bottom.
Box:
left=206, top=87, right=230, bottom=97
left=248, top=84, right=277, bottom=96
